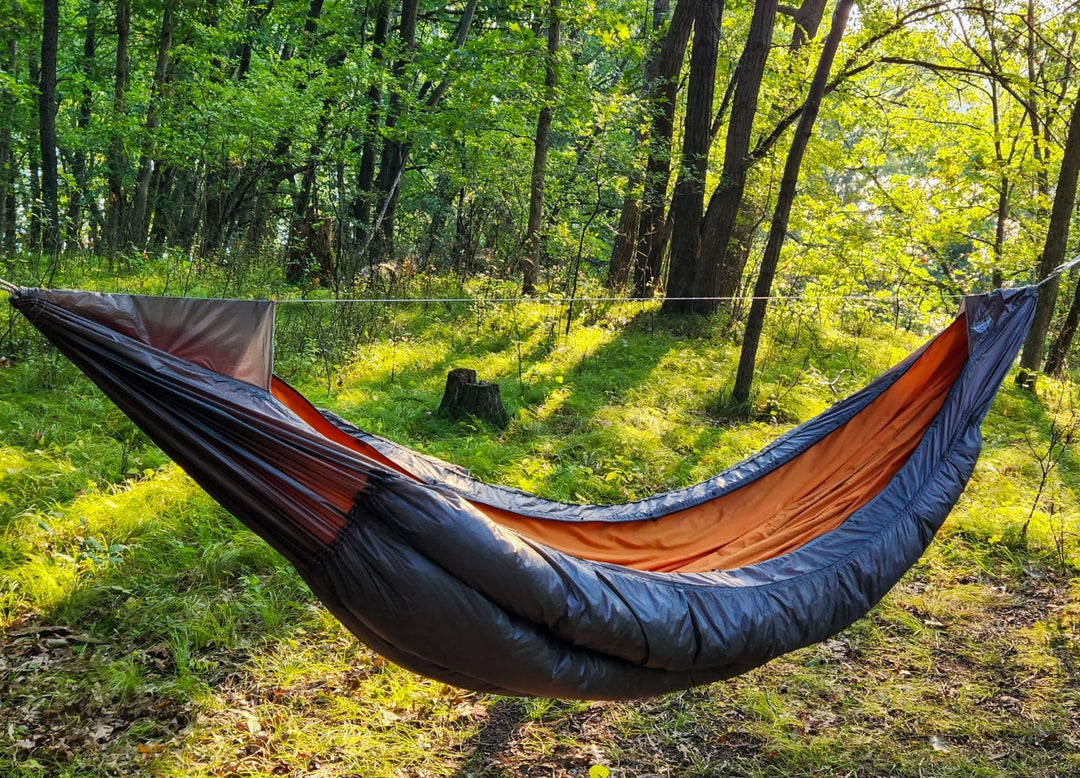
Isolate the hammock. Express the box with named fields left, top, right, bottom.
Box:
left=6, top=284, right=1036, bottom=700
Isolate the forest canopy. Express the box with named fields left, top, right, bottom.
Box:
left=3, top=0, right=1080, bottom=382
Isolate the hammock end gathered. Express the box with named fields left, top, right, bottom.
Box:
left=0, top=279, right=19, bottom=295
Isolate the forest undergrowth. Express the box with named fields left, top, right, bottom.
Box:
left=0, top=261, right=1078, bottom=777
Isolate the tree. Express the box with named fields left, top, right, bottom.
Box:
left=39, top=0, right=59, bottom=253
left=105, top=0, right=130, bottom=253
left=0, top=12, right=17, bottom=251
left=691, top=0, right=780, bottom=315
left=66, top=0, right=99, bottom=248
left=129, top=0, right=177, bottom=248
left=605, top=0, right=696, bottom=294
left=521, top=0, right=563, bottom=295
left=732, top=0, right=854, bottom=404
left=1017, top=14, right=1080, bottom=382
left=662, top=0, right=780, bottom=315
left=660, top=0, right=722, bottom=312
left=1040, top=94, right=1080, bottom=376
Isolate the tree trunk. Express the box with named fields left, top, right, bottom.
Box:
left=732, top=0, right=853, bottom=404
left=691, top=0, right=780, bottom=316
left=991, top=175, right=1009, bottom=289
left=605, top=0, right=669, bottom=292
left=715, top=193, right=766, bottom=301
left=286, top=95, right=337, bottom=285
left=1018, top=87, right=1080, bottom=382
left=362, top=0, right=476, bottom=266
left=39, top=0, right=60, bottom=253
left=606, top=188, right=641, bottom=291
left=1015, top=0, right=1055, bottom=384
left=785, top=0, right=828, bottom=51
left=370, top=0, right=419, bottom=263
left=1046, top=276, right=1080, bottom=376
left=632, top=0, right=696, bottom=297
left=106, top=0, right=130, bottom=253
left=353, top=0, right=390, bottom=243
left=715, top=0, right=829, bottom=301
left=988, top=78, right=1009, bottom=290
left=148, top=164, right=177, bottom=246
left=27, top=48, right=42, bottom=252
left=660, top=0, right=722, bottom=314
left=0, top=30, right=17, bottom=251
left=130, top=0, right=177, bottom=248
left=67, top=0, right=98, bottom=248
left=438, top=368, right=509, bottom=428
left=521, top=0, right=562, bottom=295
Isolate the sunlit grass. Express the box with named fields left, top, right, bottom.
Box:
left=0, top=264, right=1077, bottom=776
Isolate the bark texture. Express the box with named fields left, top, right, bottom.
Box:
left=732, top=0, right=854, bottom=404
left=522, top=0, right=562, bottom=295
left=660, top=0, right=722, bottom=313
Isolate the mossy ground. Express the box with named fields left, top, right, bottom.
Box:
left=0, top=262, right=1077, bottom=777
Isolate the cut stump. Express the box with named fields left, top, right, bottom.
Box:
left=437, top=368, right=509, bottom=429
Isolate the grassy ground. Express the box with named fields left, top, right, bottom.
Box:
left=0, top=265, right=1078, bottom=777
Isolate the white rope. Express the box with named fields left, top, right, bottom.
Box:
left=274, top=293, right=960, bottom=305
left=1038, top=254, right=1080, bottom=286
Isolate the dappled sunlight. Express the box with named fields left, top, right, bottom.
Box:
left=2, top=282, right=1079, bottom=775
left=0, top=467, right=202, bottom=624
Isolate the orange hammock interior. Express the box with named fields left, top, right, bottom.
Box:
left=271, top=315, right=969, bottom=574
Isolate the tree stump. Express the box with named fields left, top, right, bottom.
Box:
left=437, top=368, right=509, bottom=429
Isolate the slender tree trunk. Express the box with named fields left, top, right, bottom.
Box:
left=234, top=0, right=273, bottom=81
left=987, top=77, right=1009, bottom=290
left=1042, top=96, right=1080, bottom=375
left=363, top=0, right=476, bottom=265
left=39, top=0, right=60, bottom=253
left=286, top=164, right=319, bottom=282
left=521, top=0, right=562, bottom=295
left=785, top=0, right=828, bottom=51
left=370, top=0, right=419, bottom=263
left=354, top=0, right=390, bottom=241
left=286, top=95, right=338, bottom=283
left=691, top=0, right=780, bottom=316
left=732, top=0, right=853, bottom=404
left=606, top=190, right=640, bottom=291
left=1046, top=275, right=1080, bottom=375
left=175, top=170, right=200, bottom=251
left=716, top=0, right=829, bottom=302
left=67, top=0, right=98, bottom=248
left=606, top=0, right=670, bottom=292
left=1016, top=0, right=1055, bottom=384
left=106, top=0, right=130, bottom=253
left=130, top=0, right=177, bottom=248
left=0, top=31, right=17, bottom=251
left=992, top=176, right=1009, bottom=289
left=148, top=164, right=176, bottom=245
left=715, top=196, right=766, bottom=302
left=633, top=0, right=696, bottom=297
left=1019, top=91, right=1080, bottom=382
left=27, top=48, right=42, bottom=253
left=660, top=0, right=722, bottom=314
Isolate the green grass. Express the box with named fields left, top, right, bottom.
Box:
left=0, top=263, right=1078, bottom=777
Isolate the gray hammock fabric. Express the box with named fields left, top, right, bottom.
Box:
left=8, top=285, right=1036, bottom=699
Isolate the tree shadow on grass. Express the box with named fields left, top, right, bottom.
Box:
left=450, top=698, right=531, bottom=777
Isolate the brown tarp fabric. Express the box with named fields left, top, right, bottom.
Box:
left=40, top=289, right=276, bottom=390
